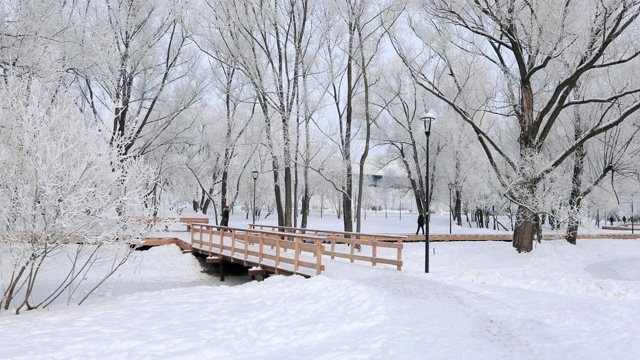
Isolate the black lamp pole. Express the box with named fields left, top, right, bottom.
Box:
left=448, top=183, right=453, bottom=234
left=422, top=113, right=435, bottom=274
left=632, top=194, right=634, bottom=235
left=252, top=171, right=259, bottom=225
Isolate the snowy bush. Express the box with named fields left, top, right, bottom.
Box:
left=0, top=79, right=157, bottom=314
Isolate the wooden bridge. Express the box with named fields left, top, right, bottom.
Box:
left=143, top=219, right=406, bottom=281
left=142, top=218, right=640, bottom=280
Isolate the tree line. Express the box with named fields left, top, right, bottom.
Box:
left=2, top=0, right=640, bottom=262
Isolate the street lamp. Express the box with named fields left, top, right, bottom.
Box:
left=448, top=183, right=454, bottom=234
left=252, top=170, right=259, bottom=225
left=632, top=194, right=635, bottom=235
left=421, top=112, right=435, bottom=273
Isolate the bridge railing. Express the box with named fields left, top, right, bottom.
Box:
left=140, top=217, right=210, bottom=232
left=248, top=224, right=404, bottom=271
left=190, top=224, right=325, bottom=276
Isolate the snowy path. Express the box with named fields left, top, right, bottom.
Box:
left=322, top=256, right=640, bottom=359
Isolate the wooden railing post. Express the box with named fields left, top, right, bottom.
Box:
left=372, top=241, right=377, bottom=267
left=350, top=240, right=355, bottom=263
left=259, top=232, right=264, bottom=263
left=244, top=231, right=249, bottom=261
left=219, top=227, right=224, bottom=253
left=294, top=237, right=300, bottom=272
left=315, top=240, right=322, bottom=275
left=276, top=235, right=281, bottom=270
left=397, top=239, right=403, bottom=271
left=208, top=226, right=213, bottom=252
left=232, top=229, right=238, bottom=256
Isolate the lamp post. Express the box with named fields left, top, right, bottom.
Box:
left=632, top=194, right=635, bottom=235
left=448, top=183, right=453, bottom=234
left=421, top=112, right=435, bottom=273
left=252, top=170, right=259, bottom=225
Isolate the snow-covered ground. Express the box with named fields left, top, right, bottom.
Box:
left=1, top=211, right=640, bottom=359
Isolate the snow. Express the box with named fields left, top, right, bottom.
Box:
left=2, top=211, right=640, bottom=359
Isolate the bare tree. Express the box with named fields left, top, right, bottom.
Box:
left=392, top=1, right=640, bottom=252
left=352, top=0, right=404, bottom=233
left=202, top=0, right=312, bottom=227
left=65, top=0, right=203, bottom=159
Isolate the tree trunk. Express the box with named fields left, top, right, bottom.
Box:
left=513, top=205, right=535, bottom=252
left=342, top=16, right=355, bottom=234
left=511, top=78, right=537, bottom=252
left=343, top=184, right=353, bottom=232
left=284, top=166, right=292, bottom=228
left=221, top=168, right=229, bottom=209
left=565, top=144, right=585, bottom=244
left=454, top=189, right=462, bottom=226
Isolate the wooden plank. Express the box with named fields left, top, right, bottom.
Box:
left=206, top=256, right=221, bottom=264
left=248, top=267, right=267, bottom=277
left=141, top=237, right=192, bottom=251
left=179, top=217, right=209, bottom=223
left=141, top=237, right=180, bottom=246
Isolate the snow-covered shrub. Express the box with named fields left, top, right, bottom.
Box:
left=0, top=78, right=157, bottom=313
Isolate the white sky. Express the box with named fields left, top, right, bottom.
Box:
left=1, top=211, right=639, bottom=359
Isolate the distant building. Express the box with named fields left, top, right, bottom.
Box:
left=360, top=158, right=410, bottom=189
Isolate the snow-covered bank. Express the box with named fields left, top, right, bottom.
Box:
left=2, top=228, right=640, bottom=359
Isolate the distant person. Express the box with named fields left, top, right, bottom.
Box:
left=221, top=205, right=230, bottom=229
left=623, top=216, right=627, bottom=224
left=609, top=216, right=614, bottom=226
left=416, top=214, right=425, bottom=235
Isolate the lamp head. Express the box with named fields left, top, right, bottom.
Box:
left=252, top=170, right=259, bottom=180
left=421, top=112, right=435, bottom=134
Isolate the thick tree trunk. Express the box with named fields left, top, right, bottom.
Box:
left=513, top=205, right=536, bottom=252
left=565, top=90, right=586, bottom=244
left=343, top=184, right=353, bottom=233
left=273, top=173, right=284, bottom=227
left=565, top=145, right=585, bottom=244
left=221, top=168, right=229, bottom=209
left=511, top=77, right=538, bottom=252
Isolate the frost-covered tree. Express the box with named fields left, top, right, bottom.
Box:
left=0, top=80, right=156, bottom=314
left=65, top=0, right=203, bottom=158
left=393, top=0, right=640, bottom=252
left=315, top=0, right=403, bottom=232
left=200, top=0, right=313, bottom=228
left=374, top=66, right=433, bottom=218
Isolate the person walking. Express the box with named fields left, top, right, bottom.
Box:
left=221, top=205, right=230, bottom=229
left=416, top=213, right=425, bottom=235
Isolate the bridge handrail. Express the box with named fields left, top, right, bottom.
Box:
left=190, top=224, right=324, bottom=275
left=248, top=224, right=403, bottom=271
left=248, top=224, right=406, bottom=241
left=140, top=217, right=210, bottom=232
left=147, top=217, right=210, bottom=223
